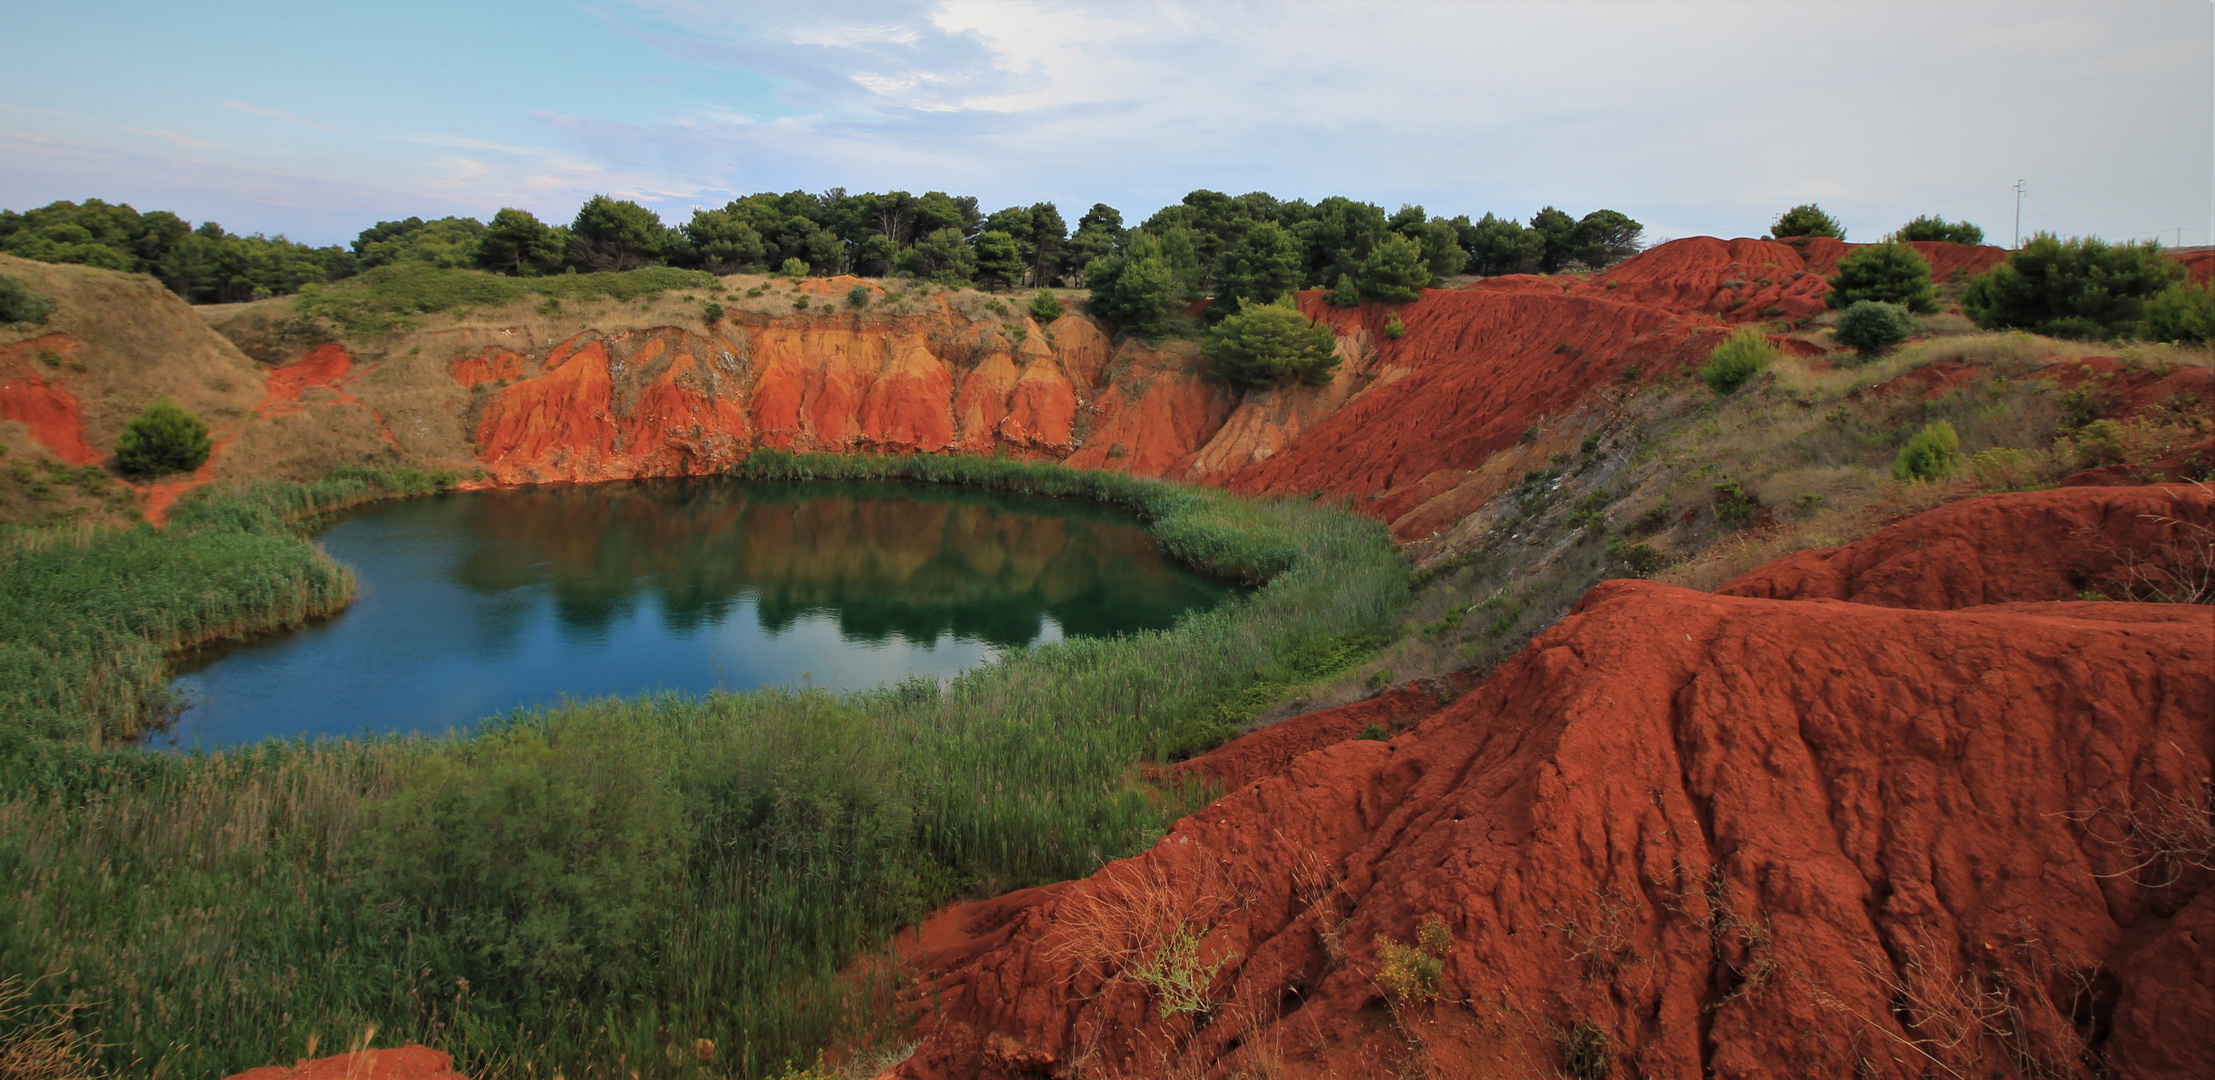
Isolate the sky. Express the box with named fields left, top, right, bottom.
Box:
left=2, top=0, right=2208, bottom=249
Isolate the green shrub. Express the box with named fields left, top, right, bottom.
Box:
left=1711, top=478, right=1761, bottom=528
left=1832, top=300, right=1919, bottom=356
left=1893, top=419, right=1962, bottom=481
left=0, top=273, right=50, bottom=324
left=113, top=400, right=210, bottom=478
left=1895, top=215, right=1985, bottom=245
left=1203, top=298, right=1341, bottom=387
left=1325, top=272, right=1360, bottom=308
left=1559, top=1021, right=1611, bottom=1080
left=1967, top=447, right=2042, bottom=490
left=1699, top=328, right=1777, bottom=395
left=1027, top=288, right=1063, bottom=323
left=1374, top=914, right=1451, bottom=1006
left=703, top=301, right=724, bottom=323
left=1772, top=204, right=1844, bottom=240
left=1825, top=243, right=1937, bottom=313
left=2142, top=280, right=2215, bottom=343
left=1962, top=234, right=2186, bottom=339
left=779, top=257, right=808, bottom=279
left=1355, top=234, right=1430, bottom=302
left=1383, top=313, right=1407, bottom=339
left=847, top=283, right=872, bottom=308
left=1357, top=722, right=1389, bottom=740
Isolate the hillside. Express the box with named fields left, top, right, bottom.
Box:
left=4, top=237, right=2211, bottom=1079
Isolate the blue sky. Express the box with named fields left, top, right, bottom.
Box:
left=3, top=0, right=2208, bottom=248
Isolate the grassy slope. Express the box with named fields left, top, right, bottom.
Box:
left=0, top=454, right=1405, bottom=1080
left=1330, top=327, right=2210, bottom=711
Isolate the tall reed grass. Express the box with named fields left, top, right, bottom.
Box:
left=0, top=467, right=456, bottom=747
left=0, top=454, right=1406, bottom=1079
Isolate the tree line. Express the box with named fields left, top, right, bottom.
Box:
left=0, top=191, right=1645, bottom=306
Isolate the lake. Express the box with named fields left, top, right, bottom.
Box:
left=156, top=479, right=1237, bottom=747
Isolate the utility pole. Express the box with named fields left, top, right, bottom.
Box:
left=2013, top=180, right=2026, bottom=249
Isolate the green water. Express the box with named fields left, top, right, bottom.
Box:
left=160, top=478, right=1238, bottom=746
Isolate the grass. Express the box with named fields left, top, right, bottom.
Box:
left=295, top=264, right=721, bottom=335
left=0, top=453, right=1405, bottom=1080
left=0, top=467, right=457, bottom=748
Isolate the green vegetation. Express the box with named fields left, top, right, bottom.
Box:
left=2142, top=280, right=2215, bottom=343
left=1325, top=272, right=1360, bottom=307
left=0, top=272, right=49, bottom=324
left=0, top=467, right=454, bottom=745
left=1771, top=203, right=1844, bottom=240
left=1894, top=215, right=1985, bottom=245
left=1384, top=313, right=1407, bottom=339
left=1373, top=914, right=1452, bottom=1006
left=1893, top=419, right=1962, bottom=481
left=971, top=230, right=1025, bottom=290
left=1026, top=287, right=1063, bottom=323
left=1825, top=242, right=1937, bottom=313
left=1355, top=233, right=1431, bottom=301
left=1085, top=234, right=1178, bottom=333
left=1203, top=298, right=1341, bottom=387
left=702, top=300, right=724, bottom=323
left=295, top=263, right=719, bottom=335
left=1963, top=234, right=2186, bottom=340
left=1699, top=328, right=1777, bottom=395
left=112, top=400, right=212, bottom=478
left=0, top=454, right=1402, bottom=1079
left=1832, top=300, right=1919, bottom=357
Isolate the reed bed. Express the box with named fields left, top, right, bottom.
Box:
left=0, top=454, right=1406, bottom=1079
left=0, top=468, right=456, bottom=746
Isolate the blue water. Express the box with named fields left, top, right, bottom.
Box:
left=156, top=479, right=1235, bottom=747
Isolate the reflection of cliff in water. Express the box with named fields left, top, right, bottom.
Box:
left=448, top=480, right=1235, bottom=647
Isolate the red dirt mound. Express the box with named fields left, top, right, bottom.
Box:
left=1589, top=237, right=2007, bottom=325
left=893, top=485, right=2215, bottom=1080
left=1717, top=484, right=2215, bottom=607
left=1222, top=285, right=1726, bottom=535
left=895, top=579, right=2213, bottom=1080
left=2174, top=249, right=2213, bottom=286
left=227, top=1045, right=464, bottom=1080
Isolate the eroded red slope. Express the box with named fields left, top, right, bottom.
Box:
left=893, top=487, right=2215, bottom=1080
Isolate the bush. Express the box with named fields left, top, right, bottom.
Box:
left=1895, top=215, right=1985, bottom=245
left=846, top=284, right=871, bottom=308
left=1711, top=478, right=1761, bottom=529
left=1772, top=204, right=1844, bottom=240
left=1699, top=328, right=1777, bottom=395
left=1355, top=234, right=1431, bottom=302
left=113, top=399, right=211, bottom=477
left=702, top=301, right=723, bottom=323
left=1962, top=234, right=2186, bottom=339
left=1825, top=243, right=1936, bottom=313
left=1893, top=419, right=1961, bottom=481
left=2142, top=280, right=2215, bottom=343
left=1203, top=298, right=1341, bottom=387
left=1325, top=272, right=1360, bottom=308
left=1832, top=300, right=1919, bottom=357
left=779, top=256, right=808, bottom=279
left=0, top=273, right=50, bottom=324
left=1383, top=313, right=1406, bottom=339
left=1027, top=288, right=1063, bottom=323
left=1968, top=447, right=2043, bottom=490
left=1374, top=915, right=1452, bottom=1006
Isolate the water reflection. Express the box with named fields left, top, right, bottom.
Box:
left=159, top=479, right=1235, bottom=747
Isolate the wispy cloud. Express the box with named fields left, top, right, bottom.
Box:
left=220, top=100, right=335, bottom=131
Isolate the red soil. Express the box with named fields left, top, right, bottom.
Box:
left=0, top=371, right=98, bottom=465
left=1222, top=283, right=1728, bottom=537
left=228, top=1046, right=463, bottom=1080
left=2175, top=249, right=2213, bottom=286
left=892, top=486, right=2215, bottom=1080
left=1174, top=681, right=1465, bottom=792
left=1717, top=484, right=2215, bottom=607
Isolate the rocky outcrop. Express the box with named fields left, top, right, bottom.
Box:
left=891, top=486, right=2215, bottom=1080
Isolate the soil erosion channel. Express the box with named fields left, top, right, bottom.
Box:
left=161, top=479, right=1237, bottom=746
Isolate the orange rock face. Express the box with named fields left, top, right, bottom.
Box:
left=892, top=486, right=2215, bottom=1080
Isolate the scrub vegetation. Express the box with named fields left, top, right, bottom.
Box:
left=0, top=454, right=1404, bottom=1080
